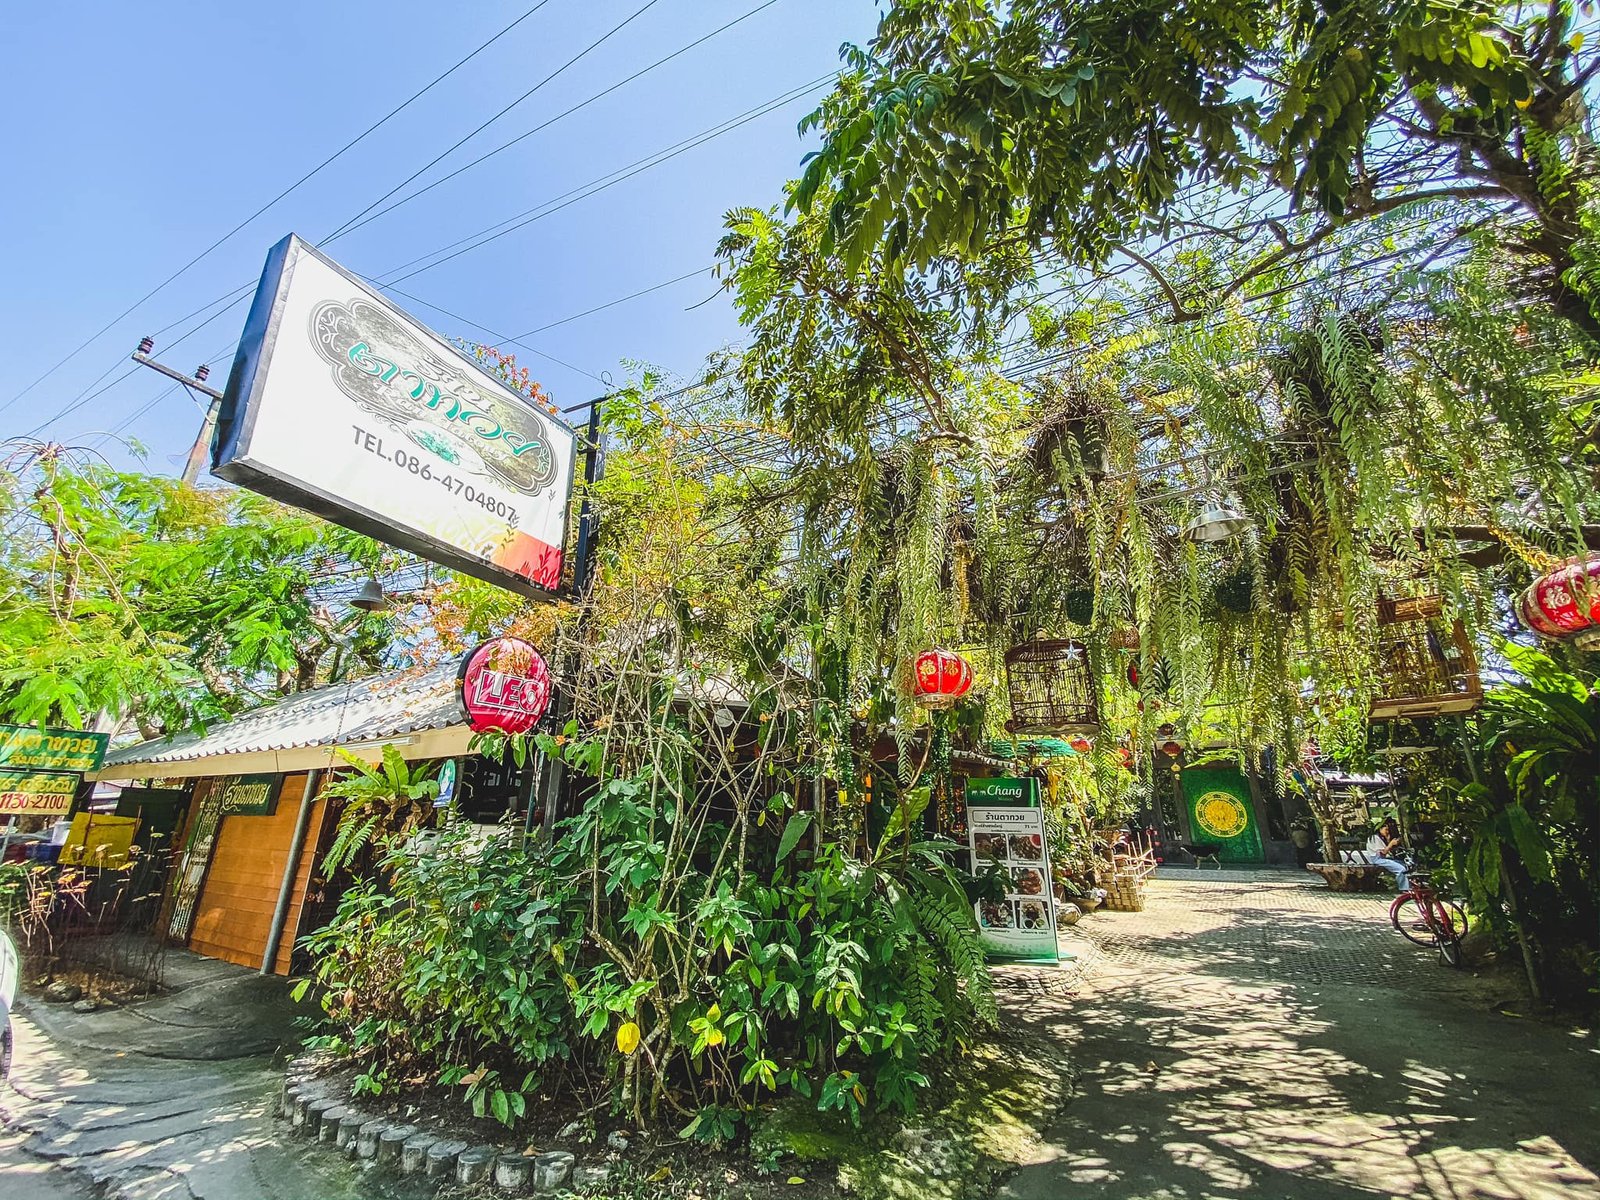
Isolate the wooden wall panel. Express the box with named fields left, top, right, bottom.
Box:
left=187, top=773, right=325, bottom=974
left=274, top=796, right=328, bottom=976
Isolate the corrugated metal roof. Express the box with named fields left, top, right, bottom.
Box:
left=103, top=663, right=465, bottom=769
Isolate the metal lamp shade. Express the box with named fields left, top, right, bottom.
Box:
left=351, top=578, right=387, bottom=612
left=1183, top=497, right=1251, bottom=543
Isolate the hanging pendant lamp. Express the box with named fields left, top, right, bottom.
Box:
left=351, top=577, right=387, bottom=612
left=1183, top=494, right=1251, bottom=543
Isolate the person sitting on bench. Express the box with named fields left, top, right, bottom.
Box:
left=1365, top=817, right=1408, bottom=892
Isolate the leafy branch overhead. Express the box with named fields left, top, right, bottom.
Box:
left=798, top=0, right=1600, bottom=333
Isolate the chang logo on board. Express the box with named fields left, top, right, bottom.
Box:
left=308, top=297, right=559, bottom=495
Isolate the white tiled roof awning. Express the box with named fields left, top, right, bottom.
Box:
left=97, top=664, right=471, bottom=781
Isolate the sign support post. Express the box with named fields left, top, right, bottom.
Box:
left=536, top=394, right=608, bottom=841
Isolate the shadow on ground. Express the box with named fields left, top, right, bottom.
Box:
left=999, top=878, right=1600, bottom=1200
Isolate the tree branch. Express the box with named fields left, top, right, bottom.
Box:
left=1113, top=245, right=1202, bottom=322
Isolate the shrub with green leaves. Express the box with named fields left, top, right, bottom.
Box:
left=298, top=819, right=579, bottom=1121
left=298, top=723, right=995, bottom=1136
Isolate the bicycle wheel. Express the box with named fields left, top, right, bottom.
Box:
left=1391, top=896, right=1437, bottom=946
left=1432, top=899, right=1466, bottom=968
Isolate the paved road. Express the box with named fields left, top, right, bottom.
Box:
left=1, top=1012, right=378, bottom=1200
left=0, top=1127, right=94, bottom=1200
left=5, top=877, right=1598, bottom=1199
left=0, top=950, right=398, bottom=1200
left=1000, top=872, right=1600, bottom=1200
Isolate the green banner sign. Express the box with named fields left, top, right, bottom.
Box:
left=1181, top=765, right=1263, bottom=863
left=214, top=774, right=283, bottom=817
left=0, top=769, right=79, bottom=817
left=963, top=776, right=1040, bottom=807
left=0, top=725, right=108, bottom=774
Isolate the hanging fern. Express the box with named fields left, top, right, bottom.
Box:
left=319, top=745, right=441, bottom=875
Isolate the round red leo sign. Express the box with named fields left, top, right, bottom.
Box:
left=458, top=637, right=553, bottom=734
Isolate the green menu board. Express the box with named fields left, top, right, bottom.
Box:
left=965, top=777, right=1058, bottom=963
left=1180, top=765, right=1263, bottom=863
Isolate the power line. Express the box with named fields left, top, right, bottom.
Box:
left=369, top=278, right=611, bottom=388
left=321, top=0, right=667, bottom=245
left=31, top=75, right=826, bottom=443
left=0, top=0, right=559, bottom=419
left=379, top=75, right=830, bottom=286
left=329, top=0, right=789, bottom=247
left=513, top=269, right=708, bottom=339
left=29, top=0, right=773, bottom=442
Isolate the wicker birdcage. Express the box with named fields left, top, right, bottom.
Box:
left=1369, top=595, right=1483, bottom=720
left=1004, top=636, right=1099, bottom=734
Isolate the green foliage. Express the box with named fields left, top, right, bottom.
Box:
left=301, top=709, right=996, bottom=1133
left=318, top=745, right=440, bottom=874
left=0, top=445, right=399, bottom=734
left=299, top=818, right=578, bottom=1124
left=1423, top=646, right=1599, bottom=998
left=797, top=0, right=1599, bottom=332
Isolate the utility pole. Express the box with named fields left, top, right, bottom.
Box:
left=129, top=337, right=226, bottom=485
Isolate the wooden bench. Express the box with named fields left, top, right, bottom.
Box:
left=1305, top=862, right=1389, bottom=892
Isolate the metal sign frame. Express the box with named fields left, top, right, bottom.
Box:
left=214, top=234, right=579, bottom=598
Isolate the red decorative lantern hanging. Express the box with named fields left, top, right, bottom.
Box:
left=1068, top=734, right=1092, bottom=755
left=912, top=649, right=974, bottom=709
left=1518, top=555, right=1600, bottom=650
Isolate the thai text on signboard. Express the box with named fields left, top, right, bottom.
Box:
left=213, top=774, right=283, bottom=817
left=0, top=769, right=79, bottom=817
left=0, top=724, right=108, bottom=774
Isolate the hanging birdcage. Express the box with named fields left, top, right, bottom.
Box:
left=1004, top=636, right=1099, bottom=734
left=1369, top=595, right=1483, bottom=720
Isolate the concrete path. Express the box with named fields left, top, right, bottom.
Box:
left=1000, top=873, right=1600, bottom=1200
left=0, top=950, right=405, bottom=1200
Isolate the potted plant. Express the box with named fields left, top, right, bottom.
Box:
left=1288, top=816, right=1315, bottom=851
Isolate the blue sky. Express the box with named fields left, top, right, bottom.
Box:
left=0, top=0, right=874, bottom=472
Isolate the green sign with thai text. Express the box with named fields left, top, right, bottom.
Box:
left=0, top=724, right=108, bottom=774
left=0, top=769, right=79, bottom=817
left=214, top=774, right=283, bottom=817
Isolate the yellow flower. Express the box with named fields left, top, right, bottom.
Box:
left=616, top=1021, right=641, bottom=1055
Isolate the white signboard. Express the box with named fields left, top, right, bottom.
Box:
left=966, top=777, right=1058, bottom=962
left=215, top=234, right=577, bottom=596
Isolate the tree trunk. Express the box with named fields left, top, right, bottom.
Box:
left=1320, top=826, right=1341, bottom=866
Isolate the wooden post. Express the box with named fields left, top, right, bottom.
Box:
left=260, top=770, right=321, bottom=975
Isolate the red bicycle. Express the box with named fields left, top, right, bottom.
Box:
left=1389, top=866, right=1467, bottom=968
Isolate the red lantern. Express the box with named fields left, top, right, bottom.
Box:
left=912, top=649, right=973, bottom=709
left=1068, top=735, right=1092, bottom=754
left=1519, top=555, right=1600, bottom=641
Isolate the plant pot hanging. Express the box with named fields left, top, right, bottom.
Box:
left=1003, top=636, right=1099, bottom=734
